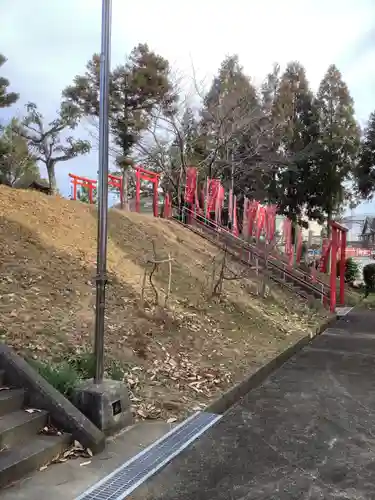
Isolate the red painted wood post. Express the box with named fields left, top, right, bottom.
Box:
left=153, top=177, right=159, bottom=217
left=73, top=178, right=78, bottom=200
left=168, top=193, right=172, bottom=218
left=119, top=174, right=124, bottom=208
left=339, top=228, right=347, bottom=305
left=232, top=196, right=239, bottom=236
left=135, top=170, right=141, bottom=213
left=88, top=181, right=94, bottom=204
left=330, top=226, right=337, bottom=313
left=228, top=188, right=233, bottom=227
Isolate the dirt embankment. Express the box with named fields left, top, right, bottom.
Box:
left=0, top=186, right=329, bottom=420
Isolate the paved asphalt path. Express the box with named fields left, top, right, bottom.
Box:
left=130, top=310, right=375, bottom=499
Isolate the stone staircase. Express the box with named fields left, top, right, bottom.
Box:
left=0, top=368, right=71, bottom=489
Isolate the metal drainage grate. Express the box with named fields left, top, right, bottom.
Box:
left=75, top=411, right=222, bottom=500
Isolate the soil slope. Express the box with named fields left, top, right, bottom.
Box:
left=0, top=186, right=328, bottom=420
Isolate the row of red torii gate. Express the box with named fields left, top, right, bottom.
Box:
left=69, top=165, right=348, bottom=312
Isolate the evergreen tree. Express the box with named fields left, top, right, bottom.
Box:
left=271, top=62, right=320, bottom=224
left=0, top=118, right=39, bottom=186
left=63, top=43, right=176, bottom=162
left=0, top=54, right=18, bottom=108
left=261, top=63, right=280, bottom=118
left=19, top=102, right=91, bottom=192
left=63, top=43, right=176, bottom=206
left=313, top=65, right=360, bottom=229
left=356, top=110, right=375, bottom=198
left=199, top=55, right=261, bottom=191
left=181, top=107, right=203, bottom=165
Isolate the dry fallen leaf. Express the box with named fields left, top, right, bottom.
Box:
left=0, top=184, right=328, bottom=433
left=167, top=417, right=177, bottom=423
left=73, top=440, right=84, bottom=450
left=80, top=460, right=92, bottom=467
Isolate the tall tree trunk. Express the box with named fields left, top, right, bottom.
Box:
left=47, top=162, right=57, bottom=194
left=124, top=168, right=129, bottom=210
left=120, top=166, right=129, bottom=210
left=327, top=209, right=332, bottom=238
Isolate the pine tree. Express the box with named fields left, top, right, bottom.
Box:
left=261, top=63, right=280, bottom=118
left=0, top=118, right=39, bottom=186
left=199, top=55, right=260, bottom=191
left=356, top=110, right=375, bottom=199
left=19, top=102, right=91, bottom=192
left=181, top=107, right=201, bottom=164
left=63, top=43, right=176, bottom=162
left=63, top=44, right=176, bottom=206
left=271, top=62, right=320, bottom=224
left=0, top=54, right=18, bottom=108
left=257, top=63, right=282, bottom=202
left=313, top=65, right=360, bottom=229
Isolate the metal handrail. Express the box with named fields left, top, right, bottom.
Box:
left=174, top=219, right=317, bottom=301
left=177, top=206, right=328, bottom=300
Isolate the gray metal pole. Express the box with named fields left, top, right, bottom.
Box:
left=94, top=0, right=112, bottom=384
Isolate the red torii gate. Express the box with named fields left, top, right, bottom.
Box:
left=318, top=221, right=348, bottom=312
left=181, top=166, right=349, bottom=313
left=134, top=165, right=159, bottom=217
left=329, top=221, right=348, bottom=312
left=69, top=166, right=160, bottom=217
left=69, top=173, right=122, bottom=205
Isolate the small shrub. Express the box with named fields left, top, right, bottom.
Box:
left=69, top=351, right=96, bottom=379
left=336, top=257, right=359, bottom=284
left=30, top=352, right=126, bottom=401
left=30, top=359, right=80, bottom=399
left=363, top=263, right=375, bottom=297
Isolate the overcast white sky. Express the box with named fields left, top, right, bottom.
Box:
left=0, top=0, right=375, bottom=213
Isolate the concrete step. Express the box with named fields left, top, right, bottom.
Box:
left=0, top=434, right=71, bottom=489
left=0, top=390, right=24, bottom=417
left=0, top=410, right=48, bottom=449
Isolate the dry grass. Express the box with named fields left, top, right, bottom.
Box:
left=0, top=186, right=329, bottom=420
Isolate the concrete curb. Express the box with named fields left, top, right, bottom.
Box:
left=0, top=345, right=105, bottom=454
left=206, top=314, right=341, bottom=415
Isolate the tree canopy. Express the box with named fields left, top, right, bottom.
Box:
left=0, top=54, right=18, bottom=108
left=0, top=118, right=40, bottom=187
left=18, top=102, right=91, bottom=192
left=312, top=65, right=360, bottom=226
left=63, top=43, right=177, bottom=163
left=132, top=54, right=365, bottom=228
left=1, top=47, right=371, bottom=231
left=356, top=110, right=375, bottom=199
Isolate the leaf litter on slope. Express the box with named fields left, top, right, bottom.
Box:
left=0, top=185, right=329, bottom=420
